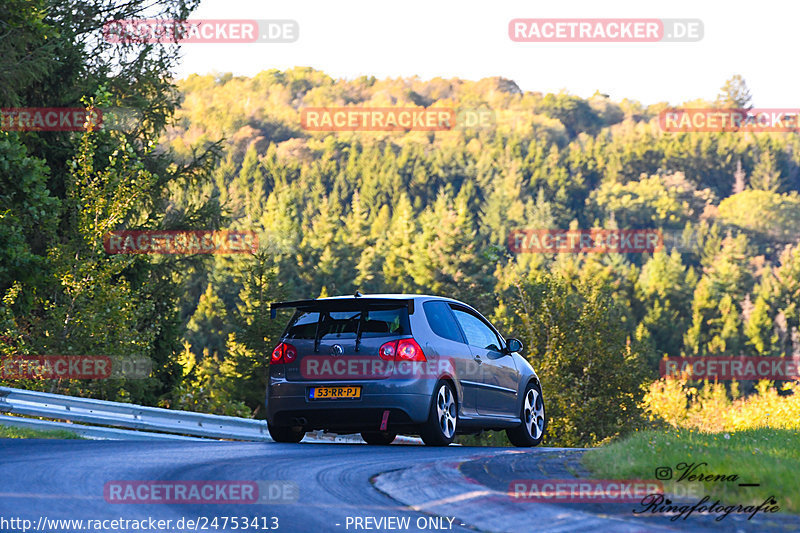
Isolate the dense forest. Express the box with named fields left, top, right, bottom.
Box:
left=2, top=0, right=799, bottom=446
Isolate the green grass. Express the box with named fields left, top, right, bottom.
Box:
left=0, top=425, right=83, bottom=439
left=582, top=428, right=800, bottom=514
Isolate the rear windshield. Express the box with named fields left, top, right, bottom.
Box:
left=283, top=306, right=411, bottom=340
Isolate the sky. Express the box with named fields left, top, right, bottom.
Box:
left=174, top=0, right=798, bottom=107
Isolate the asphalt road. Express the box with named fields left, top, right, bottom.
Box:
left=0, top=439, right=798, bottom=533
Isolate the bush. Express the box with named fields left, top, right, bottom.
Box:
left=511, top=273, right=649, bottom=447
left=644, top=376, right=800, bottom=431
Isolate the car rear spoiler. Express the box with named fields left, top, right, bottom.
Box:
left=269, top=298, right=415, bottom=319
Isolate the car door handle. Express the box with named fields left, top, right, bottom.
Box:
left=473, top=355, right=482, bottom=364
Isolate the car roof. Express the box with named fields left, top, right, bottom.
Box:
left=317, top=294, right=485, bottom=317
left=318, top=293, right=465, bottom=305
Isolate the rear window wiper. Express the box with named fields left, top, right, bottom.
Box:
left=313, top=312, right=326, bottom=353
left=354, top=311, right=366, bottom=352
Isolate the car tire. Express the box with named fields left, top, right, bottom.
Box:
left=420, top=380, right=457, bottom=446
left=506, top=381, right=546, bottom=447
left=361, top=431, right=397, bottom=445
left=268, top=422, right=305, bottom=443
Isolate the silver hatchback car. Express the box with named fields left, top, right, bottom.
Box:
left=266, top=294, right=546, bottom=446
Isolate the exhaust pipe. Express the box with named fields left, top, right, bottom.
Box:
left=292, top=417, right=308, bottom=427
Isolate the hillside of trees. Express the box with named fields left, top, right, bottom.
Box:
left=2, top=0, right=799, bottom=446
left=169, top=68, right=800, bottom=359
left=165, top=70, right=800, bottom=442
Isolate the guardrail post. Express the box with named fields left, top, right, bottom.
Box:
left=0, top=388, right=10, bottom=413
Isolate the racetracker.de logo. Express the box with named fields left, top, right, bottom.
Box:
left=509, top=19, right=703, bottom=43
left=299, top=357, right=491, bottom=380
left=102, top=19, right=298, bottom=44
left=1, top=355, right=111, bottom=379
left=509, top=479, right=663, bottom=503
left=0, top=355, right=152, bottom=380
left=300, top=107, right=456, bottom=132
left=104, top=481, right=298, bottom=504
left=103, top=230, right=257, bottom=255
left=659, top=108, right=800, bottom=133
left=660, top=356, right=800, bottom=381
left=1, top=108, right=102, bottom=131
left=508, top=229, right=663, bottom=254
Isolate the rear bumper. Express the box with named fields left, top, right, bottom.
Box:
left=266, top=378, right=433, bottom=432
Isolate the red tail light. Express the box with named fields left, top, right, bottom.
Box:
left=284, top=343, right=297, bottom=363
left=379, top=338, right=426, bottom=362
left=271, top=342, right=297, bottom=364
left=379, top=340, right=396, bottom=361
left=397, top=338, right=425, bottom=361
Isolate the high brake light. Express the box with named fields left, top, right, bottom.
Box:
left=379, top=338, right=426, bottom=362
left=271, top=342, right=297, bottom=364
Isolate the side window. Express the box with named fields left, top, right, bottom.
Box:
left=451, top=308, right=501, bottom=351
left=423, top=301, right=465, bottom=343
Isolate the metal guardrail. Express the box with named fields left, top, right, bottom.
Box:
left=0, top=386, right=424, bottom=444
left=0, top=413, right=208, bottom=441
left=0, top=386, right=271, bottom=441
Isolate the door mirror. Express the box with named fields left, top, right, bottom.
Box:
left=506, top=338, right=523, bottom=354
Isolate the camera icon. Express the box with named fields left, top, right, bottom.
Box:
left=655, top=467, right=673, bottom=480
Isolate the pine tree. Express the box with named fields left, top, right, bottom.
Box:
left=744, top=294, right=777, bottom=355
left=636, top=250, right=696, bottom=361
left=379, top=193, right=419, bottom=292
left=186, top=285, right=231, bottom=359
left=684, top=234, right=753, bottom=356
left=715, top=75, right=752, bottom=109
left=749, top=150, right=782, bottom=192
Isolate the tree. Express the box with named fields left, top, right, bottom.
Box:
left=510, top=273, right=649, bottom=447
left=684, top=233, right=753, bottom=356
left=538, top=92, right=603, bottom=137
left=715, top=75, right=752, bottom=109
left=744, top=294, right=777, bottom=355
left=378, top=193, right=419, bottom=293
left=636, top=250, right=696, bottom=363
left=750, top=244, right=800, bottom=357
left=749, top=149, right=783, bottom=192
left=410, top=192, right=493, bottom=308
left=186, top=285, right=230, bottom=359
left=171, top=343, right=251, bottom=417
left=718, top=190, right=800, bottom=240
left=0, top=134, right=58, bottom=293
left=0, top=0, right=59, bottom=107
left=589, top=173, right=704, bottom=230
left=0, top=0, right=224, bottom=406
left=221, top=251, right=286, bottom=414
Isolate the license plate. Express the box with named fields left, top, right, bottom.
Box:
left=309, top=386, right=361, bottom=400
